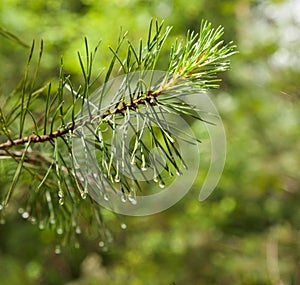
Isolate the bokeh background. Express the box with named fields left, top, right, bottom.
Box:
left=1, top=0, right=300, bottom=284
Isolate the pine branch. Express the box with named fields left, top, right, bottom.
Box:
left=0, top=20, right=237, bottom=249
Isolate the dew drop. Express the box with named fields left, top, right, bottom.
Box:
left=29, top=217, right=37, bottom=225
left=98, top=241, right=105, bottom=248
left=81, top=192, right=87, bottom=199
left=79, top=177, right=85, bottom=182
left=176, top=170, right=183, bottom=176
left=54, top=245, right=61, bottom=255
left=50, top=217, right=56, bottom=225
left=159, top=181, right=165, bottom=189
left=121, top=223, right=127, bottom=230
left=103, top=194, right=109, bottom=201
left=18, top=208, right=24, bottom=214
left=58, top=191, right=63, bottom=198
left=57, top=228, right=63, bottom=235
left=39, top=222, right=45, bottom=230
left=128, top=196, right=137, bottom=205
left=153, top=176, right=159, bottom=183
left=22, top=212, right=30, bottom=219
left=141, top=166, right=147, bottom=172
left=59, top=198, right=64, bottom=206
left=114, top=176, right=120, bottom=183
left=121, top=194, right=127, bottom=203
left=75, top=226, right=82, bottom=235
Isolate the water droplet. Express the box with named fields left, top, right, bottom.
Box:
left=58, top=191, right=63, bottom=198
left=103, top=194, right=109, bottom=201
left=81, top=192, right=87, bottom=199
left=79, top=177, right=85, bottom=182
left=50, top=217, right=56, bottom=225
left=98, top=241, right=105, bottom=248
left=121, top=223, right=127, bottom=230
left=128, top=196, right=137, bottom=205
left=39, top=222, right=45, bottom=230
left=0, top=205, right=3, bottom=211
left=114, top=175, right=120, bottom=182
left=130, top=158, right=136, bottom=165
left=75, top=226, right=82, bottom=235
left=22, top=212, right=30, bottom=219
left=159, top=181, right=165, bottom=189
left=153, top=176, right=159, bottom=183
left=59, top=198, right=64, bottom=206
left=54, top=245, right=61, bottom=255
left=176, top=170, right=183, bottom=176
left=121, top=194, right=127, bottom=203
left=141, top=166, right=147, bottom=172
left=57, top=228, right=63, bottom=235
left=93, top=173, right=98, bottom=178
left=18, top=208, right=24, bottom=214
left=29, top=217, right=37, bottom=224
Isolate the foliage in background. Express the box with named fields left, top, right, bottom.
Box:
left=0, top=0, right=300, bottom=285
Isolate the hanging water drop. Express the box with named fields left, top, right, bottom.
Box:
left=58, top=191, right=63, bottom=198
left=18, top=208, right=24, bottom=214
left=22, top=212, right=30, bottom=219
left=176, top=170, right=183, bottom=176
left=49, top=217, right=56, bottom=225
left=153, top=176, right=159, bottom=183
left=39, top=222, right=45, bottom=230
left=54, top=245, right=61, bottom=255
left=59, top=198, right=64, bottom=206
left=114, top=175, right=120, bottom=183
left=29, top=216, right=37, bottom=225
left=81, top=192, right=87, bottom=199
left=121, top=194, right=127, bottom=203
left=57, top=228, right=63, bottom=235
left=121, top=223, right=127, bottom=230
left=141, top=166, right=147, bottom=172
left=75, top=226, right=82, bottom=235
left=103, top=194, right=109, bottom=201
left=98, top=241, right=105, bottom=248
left=128, top=196, right=137, bottom=205
left=159, top=181, right=165, bottom=189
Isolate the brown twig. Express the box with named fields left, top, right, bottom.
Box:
left=0, top=90, right=160, bottom=150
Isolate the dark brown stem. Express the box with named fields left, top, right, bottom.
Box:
left=0, top=128, right=71, bottom=149
left=0, top=90, right=159, bottom=150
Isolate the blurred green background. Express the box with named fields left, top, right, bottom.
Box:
left=1, top=0, right=300, bottom=284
